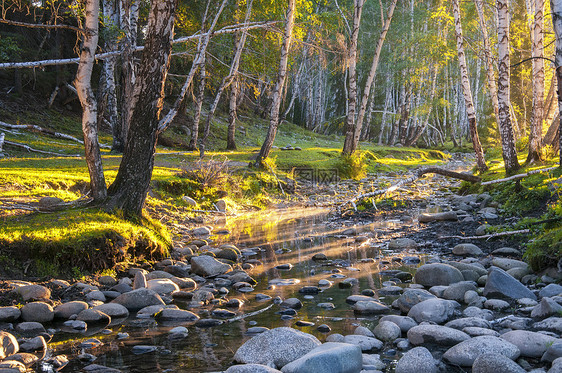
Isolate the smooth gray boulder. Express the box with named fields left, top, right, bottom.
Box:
left=190, top=255, right=231, bottom=277
left=54, top=301, right=89, bottom=319
left=445, top=317, right=491, bottom=330
left=444, top=261, right=487, bottom=276
left=146, top=279, right=180, bottom=295
left=111, top=288, right=165, bottom=311
left=226, top=365, right=282, bottom=373
left=540, top=284, right=562, bottom=298
left=342, top=335, right=383, bottom=351
left=407, top=325, right=470, bottom=347
left=393, top=289, right=436, bottom=313
left=453, top=243, right=483, bottom=256
left=442, top=281, right=478, bottom=302
left=0, top=307, right=21, bottom=322
left=15, top=285, right=50, bottom=301
left=414, top=263, right=464, bottom=287
left=500, top=330, right=559, bottom=358
left=483, top=267, right=537, bottom=300
left=20, top=302, right=54, bottom=323
left=156, top=308, right=199, bottom=321
left=542, top=342, right=562, bottom=363
left=388, top=238, right=418, bottom=250
left=407, top=298, right=460, bottom=324
left=0, top=332, right=18, bottom=360
left=442, top=336, right=520, bottom=366
left=234, top=327, right=321, bottom=368
left=352, top=301, right=389, bottom=315
left=533, top=317, right=562, bottom=333
left=472, top=353, right=526, bottom=373
left=531, top=297, right=562, bottom=318
left=373, top=321, right=401, bottom=342
left=418, top=211, right=457, bottom=223
left=395, top=347, right=437, bottom=373
left=280, top=342, right=362, bottom=373
left=492, top=258, right=528, bottom=271
left=92, top=303, right=129, bottom=319
left=379, top=315, right=417, bottom=332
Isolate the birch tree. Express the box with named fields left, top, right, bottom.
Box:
left=551, top=0, right=562, bottom=166
left=527, top=0, right=545, bottom=162
left=497, top=0, right=520, bottom=173
left=75, top=0, right=107, bottom=200
left=342, top=0, right=364, bottom=155
left=452, top=0, right=487, bottom=171
left=254, top=0, right=296, bottom=167
left=105, top=0, right=177, bottom=217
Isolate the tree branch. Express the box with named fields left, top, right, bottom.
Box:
left=481, top=166, right=558, bottom=185
left=4, top=139, right=81, bottom=157
left=0, top=18, right=84, bottom=33
left=438, top=229, right=530, bottom=240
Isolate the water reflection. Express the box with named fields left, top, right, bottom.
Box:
left=55, top=207, right=423, bottom=372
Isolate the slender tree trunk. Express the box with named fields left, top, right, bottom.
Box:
left=105, top=0, right=177, bottom=218
left=474, top=0, right=500, bottom=126
left=528, top=0, right=545, bottom=163
left=345, top=0, right=397, bottom=153
left=497, top=0, right=520, bottom=174
left=75, top=0, right=107, bottom=201
left=552, top=0, right=562, bottom=166
left=203, top=0, right=253, bottom=144
left=117, top=0, right=136, bottom=152
left=226, top=76, right=240, bottom=150
left=254, top=0, right=296, bottom=166
left=189, top=64, right=206, bottom=151
left=342, top=0, right=365, bottom=155
left=452, top=0, right=487, bottom=171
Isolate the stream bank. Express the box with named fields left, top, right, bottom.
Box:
left=0, top=154, right=559, bottom=373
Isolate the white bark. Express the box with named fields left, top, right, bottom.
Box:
left=528, top=0, right=545, bottom=162
left=74, top=0, right=107, bottom=200
left=551, top=0, right=562, bottom=165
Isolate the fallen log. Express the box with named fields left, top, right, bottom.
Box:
left=438, top=229, right=530, bottom=240
left=481, top=166, right=558, bottom=185
left=0, top=120, right=83, bottom=144
left=4, top=140, right=80, bottom=157
left=338, top=167, right=481, bottom=212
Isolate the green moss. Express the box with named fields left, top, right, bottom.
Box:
left=0, top=209, right=171, bottom=277
left=525, top=226, right=562, bottom=272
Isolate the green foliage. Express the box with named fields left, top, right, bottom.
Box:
left=336, top=152, right=368, bottom=180
left=0, top=36, right=22, bottom=62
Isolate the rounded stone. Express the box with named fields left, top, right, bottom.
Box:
left=0, top=307, right=21, bottom=322
left=414, top=263, right=464, bottom=287
left=395, top=346, right=437, bottom=373
left=373, top=320, right=401, bottom=342
left=54, top=301, right=89, bottom=319
left=472, top=353, right=525, bottom=373
left=21, top=302, right=54, bottom=323
left=0, top=331, right=19, bottom=360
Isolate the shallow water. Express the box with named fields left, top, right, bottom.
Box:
left=54, top=207, right=425, bottom=372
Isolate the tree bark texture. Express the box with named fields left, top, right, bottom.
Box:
left=528, top=0, right=545, bottom=163
left=497, top=0, right=520, bottom=174
left=346, top=0, right=397, bottom=153
left=75, top=0, right=107, bottom=201
left=188, top=65, right=206, bottom=151
left=226, top=76, right=240, bottom=150
left=342, top=0, right=364, bottom=155
left=106, top=0, right=177, bottom=218
left=255, top=0, right=296, bottom=166
left=452, top=0, right=488, bottom=171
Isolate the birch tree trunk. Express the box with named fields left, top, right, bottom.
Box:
left=551, top=0, right=562, bottom=166
left=452, top=0, right=488, bottom=171
left=189, top=64, right=206, bottom=151
left=202, top=0, right=253, bottom=144
left=105, top=0, right=177, bottom=218
left=342, top=0, right=365, bottom=155
left=346, top=0, right=397, bottom=152
left=497, top=0, right=520, bottom=174
left=254, top=0, right=296, bottom=166
left=226, top=76, right=240, bottom=150
left=527, top=0, right=545, bottom=163
left=75, top=0, right=107, bottom=201
left=474, top=0, right=500, bottom=129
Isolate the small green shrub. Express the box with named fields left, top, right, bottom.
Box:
left=336, top=152, right=368, bottom=180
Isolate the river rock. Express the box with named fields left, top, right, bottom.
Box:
left=54, top=301, right=89, bottom=319
left=342, top=335, right=383, bottom=352
left=280, top=342, right=362, bottom=373
left=491, top=247, right=522, bottom=257
left=281, top=298, right=303, bottom=310
left=500, top=330, right=558, bottom=358
left=15, top=285, right=50, bottom=301
left=442, top=281, right=478, bottom=302
left=453, top=243, right=483, bottom=256
left=463, top=306, right=494, bottom=320
left=18, top=336, right=46, bottom=352
left=395, top=346, right=437, bottom=373
left=354, top=326, right=374, bottom=337
left=156, top=308, right=199, bottom=321
left=442, top=336, right=520, bottom=366
left=444, top=261, right=487, bottom=276
left=226, top=365, right=282, bottom=373
left=407, top=325, right=470, bottom=346
left=0, top=360, right=26, bottom=373
left=352, top=300, right=389, bottom=315
left=393, top=289, right=436, bottom=313
left=472, top=353, right=526, bottom=373
left=418, top=211, right=457, bottom=223
left=15, top=322, right=45, bottom=337
left=540, top=284, right=562, bottom=298
left=463, top=327, right=499, bottom=337
left=147, top=279, right=180, bottom=295
left=112, top=288, right=165, bottom=311
left=77, top=309, right=111, bottom=324
left=234, top=327, right=321, bottom=368
left=21, top=302, right=54, bottom=323
left=191, top=226, right=211, bottom=236
left=407, top=298, right=459, bottom=324
left=533, top=317, right=562, bottom=333
left=378, top=286, right=403, bottom=296
left=4, top=352, right=40, bottom=367
left=414, top=263, right=464, bottom=287
left=492, top=258, right=528, bottom=271
left=484, top=298, right=510, bottom=311
left=388, top=238, right=418, bottom=250
left=373, top=320, right=401, bottom=341
left=83, top=363, right=122, bottom=373
left=0, top=332, right=18, bottom=359
left=92, top=303, right=129, bottom=319
left=483, top=267, right=537, bottom=300
left=445, top=317, right=491, bottom=330
left=133, top=271, right=147, bottom=290
left=542, top=341, right=562, bottom=362
left=531, top=297, right=562, bottom=318
left=190, top=255, right=232, bottom=277
left=0, top=307, right=21, bottom=322
left=379, top=315, right=418, bottom=332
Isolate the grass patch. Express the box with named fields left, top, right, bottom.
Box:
left=0, top=208, right=171, bottom=278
